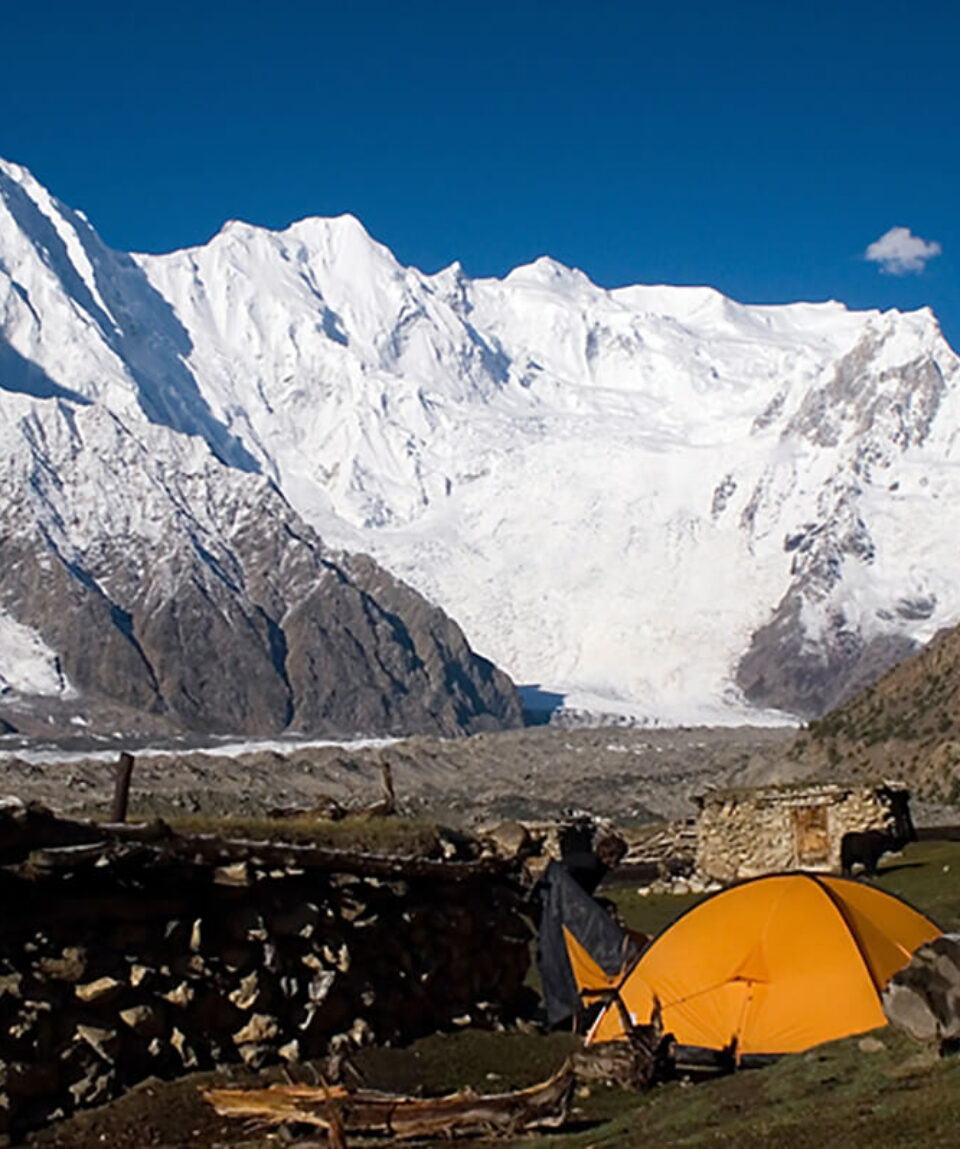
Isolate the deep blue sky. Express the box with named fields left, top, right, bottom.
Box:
left=3, top=0, right=958, bottom=343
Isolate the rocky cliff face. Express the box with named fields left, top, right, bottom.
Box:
left=735, top=335, right=952, bottom=717
left=0, top=398, right=521, bottom=737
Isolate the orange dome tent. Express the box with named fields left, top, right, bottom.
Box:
left=585, top=874, right=939, bottom=1057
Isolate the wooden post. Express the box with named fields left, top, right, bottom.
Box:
left=111, top=753, right=135, bottom=823
left=379, top=762, right=396, bottom=816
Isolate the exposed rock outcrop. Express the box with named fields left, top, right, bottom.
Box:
left=883, top=934, right=960, bottom=1046
left=0, top=402, right=522, bottom=738
left=737, top=589, right=918, bottom=719
left=735, top=339, right=950, bottom=721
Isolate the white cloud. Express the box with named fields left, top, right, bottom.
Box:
left=865, top=226, right=942, bottom=275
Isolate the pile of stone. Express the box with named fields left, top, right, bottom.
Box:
left=636, top=874, right=722, bottom=898
left=883, top=933, right=960, bottom=1050
left=0, top=800, right=532, bottom=1143
left=618, top=820, right=700, bottom=895
left=480, top=816, right=707, bottom=897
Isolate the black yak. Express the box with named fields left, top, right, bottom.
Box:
left=840, top=788, right=916, bottom=877
left=841, top=829, right=896, bottom=877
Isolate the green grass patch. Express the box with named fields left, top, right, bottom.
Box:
left=869, top=838, right=960, bottom=931
left=525, top=1029, right=960, bottom=1148
left=354, top=1029, right=581, bottom=1095
left=159, top=812, right=443, bottom=854
left=603, top=887, right=708, bottom=937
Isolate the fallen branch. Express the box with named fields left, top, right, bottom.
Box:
left=271, top=762, right=397, bottom=823
left=203, top=1061, right=574, bottom=1140
left=320, top=1075, right=348, bottom=1149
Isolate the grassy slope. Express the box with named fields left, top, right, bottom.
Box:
left=547, top=1030, right=960, bottom=1149
left=788, top=621, right=960, bottom=803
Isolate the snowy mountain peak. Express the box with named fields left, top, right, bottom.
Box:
left=1, top=156, right=959, bottom=727
left=284, top=210, right=372, bottom=242
left=503, top=254, right=589, bottom=284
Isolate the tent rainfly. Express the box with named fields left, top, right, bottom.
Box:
left=537, top=861, right=640, bottom=1029
left=582, top=873, right=940, bottom=1058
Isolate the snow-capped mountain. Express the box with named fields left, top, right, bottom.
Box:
left=2, top=155, right=958, bottom=727
left=0, top=160, right=522, bottom=737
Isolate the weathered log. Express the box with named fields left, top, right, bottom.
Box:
left=203, top=1062, right=574, bottom=1139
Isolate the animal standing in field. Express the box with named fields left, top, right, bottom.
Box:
left=840, top=789, right=917, bottom=877
left=841, top=829, right=896, bottom=876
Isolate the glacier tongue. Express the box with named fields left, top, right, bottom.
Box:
left=2, top=155, right=960, bottom=725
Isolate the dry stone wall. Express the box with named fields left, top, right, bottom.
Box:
left=0, top=803, right=532, bottom=1143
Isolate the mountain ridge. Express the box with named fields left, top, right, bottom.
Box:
left=0, top=159, right=524, bottom=736
left=2, top=156, right=959, bottom=727
left=776, top=619, right=960, bottom=806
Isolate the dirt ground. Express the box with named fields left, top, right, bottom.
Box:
left=0, top=724, right=795, bottom=828
left=4, top=722, right=955, bottom=831
left=24, top=1033, right=583, bottom=1149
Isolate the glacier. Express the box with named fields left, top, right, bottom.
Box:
left=1, top=154, right=958, bottom=726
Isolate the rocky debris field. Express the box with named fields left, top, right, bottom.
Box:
left=0, top=725, right=796, bottom=828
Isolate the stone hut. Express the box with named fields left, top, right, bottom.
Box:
left=694, top=780, right=913, bottom=883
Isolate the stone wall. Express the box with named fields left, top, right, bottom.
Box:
left=694, top=781, right=910, bottom=883
left=0, top=802, right=532, bottom=1143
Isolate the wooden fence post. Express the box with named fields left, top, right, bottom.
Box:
left=111, top=752, right=135, bottom=823
left=379, top=762, right=396, bottom=816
